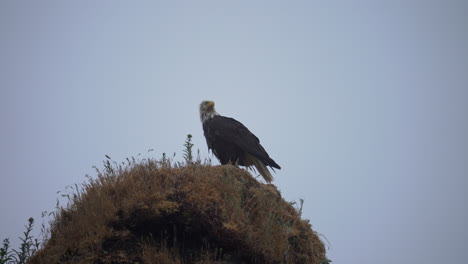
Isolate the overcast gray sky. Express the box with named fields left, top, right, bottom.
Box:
left=1, top=1, right=467, bottom=263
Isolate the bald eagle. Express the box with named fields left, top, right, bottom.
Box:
left=199, top=101, right=281, bottom=183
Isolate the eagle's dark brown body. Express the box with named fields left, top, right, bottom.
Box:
left=203, top=115, right=280, bottom=169
left=200, top=101, right=280, bottom=183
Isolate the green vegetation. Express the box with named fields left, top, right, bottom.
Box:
left=0, top=218, right=39, bottom=264
left=0, top=238, right=12, bottom=264
left=183, top=134, right=194, bottom=164
left=2, top=135, right=329, bottom=263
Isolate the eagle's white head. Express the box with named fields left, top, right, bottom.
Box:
left=199, top=100, right=218, bottom=123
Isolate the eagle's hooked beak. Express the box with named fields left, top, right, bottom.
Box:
left=207, top=101, right=215, bottom=109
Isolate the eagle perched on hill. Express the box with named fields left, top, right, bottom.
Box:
left=200, top=100, right=281, bottom=183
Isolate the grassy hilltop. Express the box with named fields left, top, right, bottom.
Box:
left=25, top=144, right=327, bottom=263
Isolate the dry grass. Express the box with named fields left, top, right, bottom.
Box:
left=28, top=160, right=326, bottom=264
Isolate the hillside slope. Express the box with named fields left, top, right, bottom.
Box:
left=28, top=161, right=326, bottom=263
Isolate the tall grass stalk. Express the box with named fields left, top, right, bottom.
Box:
left=0, top=239, right=12, bottom=264
left=183, top=134, right=194, bottom=164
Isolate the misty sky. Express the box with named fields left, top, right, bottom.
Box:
left=1, top=1, right=467, bottom=263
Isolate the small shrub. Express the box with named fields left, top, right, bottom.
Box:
left=0, top=239, right=12, bottom=264
left=0, top=218, right=40, bottom=264
left=183, top=134, right=194, bottom=164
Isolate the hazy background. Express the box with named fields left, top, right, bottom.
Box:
left=1, top=1, right=467, bottom=263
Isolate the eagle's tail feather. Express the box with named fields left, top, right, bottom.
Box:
left=252, top=158, right=273, bottom=183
